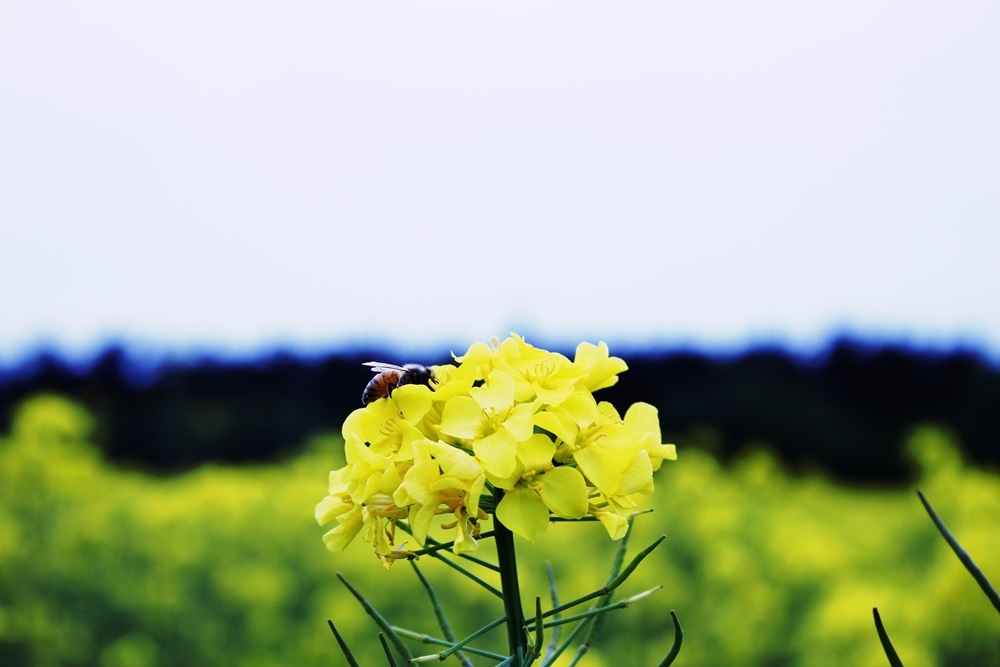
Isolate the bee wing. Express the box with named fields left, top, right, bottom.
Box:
left=363, top=361, right=407, bottom=374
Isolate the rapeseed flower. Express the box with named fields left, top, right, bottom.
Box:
left=316, top=334, right=676, bottom=567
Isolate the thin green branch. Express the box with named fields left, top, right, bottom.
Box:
left=548, top=509, right=653, bottom=523
left=453, top=549, right=502, bottom=573
left=410, top=616, right=508, bottom=663
left=531, top=533, right=666, bottom=623
left=377, top=633, right=398, bottom=667
left=392, top=521, right=503, bottom=597
left=656, top=610, right=683, bottom=667
left=543, top=562, right=562, bottom=664
left=607, top=518, right=637, bottom=579
left=410, top=561, right=475, bottom=667
left=566, top=637, right=590, bottom=667
left=578, top=517, right=638, bottom=650
left=336, top=573, right=413, bottom=662
left=541, top=586, right=662, bottom=629
left=391, top=627, right=507, bottom=661
left=605, top=534, right=666, bottom=590
left=531, top=596, right=545, bottom=663
left=563, top=586, right=664, bottom=667
left=873, top=608, right=904, bottom=667
left=430, top=547, right=504, bottom=599
left=542, top=614, right=594, bottom=667
left=396, top=520, right=500, bottom=571
left=917, top=489, right=1000, bottom=614
left=326, top=619, right=362, bottom=667
left=535, top=579, right=607, bottom=621
left=408, top=540, right=466, bottom=557
left=405, top=530, right=498, bottom=559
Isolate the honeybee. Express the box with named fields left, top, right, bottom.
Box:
left=361, top=362, right=435, bottom=405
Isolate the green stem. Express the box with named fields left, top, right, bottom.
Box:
left=494, top=488, right=528, bottom=664
left=873, top=607, right=904, bottom=667
left=917, top=489, right=1000, bottom=615
left=656, top=611, right=684, bottom=667
left=326, top=619, right=362, bottom=667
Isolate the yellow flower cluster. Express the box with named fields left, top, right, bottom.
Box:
left=315, top=334, right=676, bottom=568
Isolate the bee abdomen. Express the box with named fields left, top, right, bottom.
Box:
left=361, top=371, right=400, bottom=405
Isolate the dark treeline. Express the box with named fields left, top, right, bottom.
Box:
left=1, top=339, right=998, bottom=482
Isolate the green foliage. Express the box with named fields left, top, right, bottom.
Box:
left=1, top=397, right=997, bottom=666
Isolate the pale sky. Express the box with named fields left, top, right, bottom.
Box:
left=2, top=1, right=998, bottom=362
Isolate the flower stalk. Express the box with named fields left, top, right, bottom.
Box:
left=494, top=487, right=530, bottom=664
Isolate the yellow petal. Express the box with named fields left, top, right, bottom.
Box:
left=470, top=370, right=515, bottom=411
left=617, top=450, right=654, bottom=496
left=647, top=443, right=678, bottom=470
left=484, top=465, right=524, bottom=491
left=496, top=489, right=549, bottom=542
left=538, top=467, right=588, bottom=519
left=560, top=391, right=600, bottom=428
left=608, top=494, right=638, bottom=513
left=517, top=434, right=556, bottom=472
left=408, top=502, right=439, bottom=546
left=377, top=462, right=403, bottom=495
left=474, top=429, right=517, bottom=478
left=430, top=476, right=467, bottom=493
left=358, top=399, right=402, bottom=447
left=574, top=445, right=623, bottom=497
left=326, top=467, right=348, bottom=492
left=591, top=508, right=629, bottom=540
left=315, top=493, right=353, bottom=526
left=321, top=508, right=364, bottom=552
left=466, top=474, right=486, bottom=517
left=574, top=341, right=628, bottom=392
left=454, top=341, right=497, bottom=380
left=534, top=410, right=577, bottom=445
left=429, top=441, right=484, bottom=480
left=428, top=364, right=475, bottom=401
left=341, top=407, right=365, bottom=441
left=533, top=382, right=576, bottom=407
left=402, top=460, right=441, bottom=505
left=597, top=401, right=622, bottom=423
left=453, top=520, right=480, bottom=553
left=624, top=402, right=661, bottom=441
left=392, top=384, right=433, bottom=423
left=439, top=396, right=487, bottom=440
left=502, top=403, right=536, bottom=441
left=395, top=421, right=428, bottom=462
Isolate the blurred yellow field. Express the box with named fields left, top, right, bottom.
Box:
left=1, top=396, right=997, bottom=666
